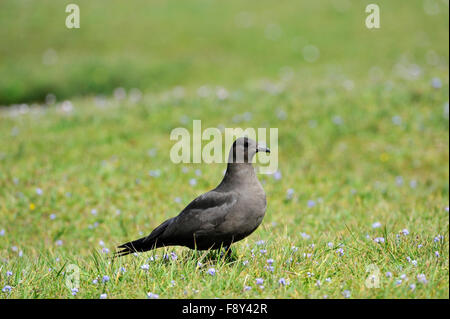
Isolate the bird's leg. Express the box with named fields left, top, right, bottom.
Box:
left=220, top=245, right=235, bottom=262
left=224, top=245, right=232, bottom=256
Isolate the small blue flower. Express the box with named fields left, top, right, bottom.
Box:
left=149, top=170, right=161, bottom=177
left=273, top=171, right=282, bottom=180
left=373, top=237, right=385, bottom=243
left=286, top=188, right=295, bottom=200
left=431, top=77, right=442, bottom=89
left=278, top=278, right=287, bottom=286
left=300, top=232, right=311, bottom=240
left=102, top=275, right=110, bottom=283
left=342, top=290, right=351, bottom=298
left=147, top=148, right=157, bottom=157
left=207, top=268, right=216, bottom=276
left=307, top=200, right=316, bottom=208
left=147, top=292, right=159, bottom=299
left=417, top=274, right=428, bottom=284
left=2, top=285, right=12, bottom=293
left=434, top=235, right=444, bottom=243
left=392, top=116, right=402, bottom=126
left=6, top=271, right=12, bottom=277
left=336, top=248, right=344, bottom=256
left=267, top=258, right=274, bottom=265
left=256, top=278, right=264, bottom=285
left=244, top=286, right=252, bottom=291
left=141, top=264, right=150, bottom=271
left=71, top=288, right=78, bottom=296
left=100, top=293, right=107, bottom=299
left=372, top=222, right=382, bottom=229
left=265, top=266, right=274, bottom=272
left=332, top=115, right=343, bottom=125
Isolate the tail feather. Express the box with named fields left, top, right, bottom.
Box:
left=114, top=218, right=173, bottom=258
left=114, top=237, right=157, bottom=258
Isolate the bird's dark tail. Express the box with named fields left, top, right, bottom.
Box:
left=114, top=237, right=157, bottom=258
left=114, top=218, right=172, bottom=258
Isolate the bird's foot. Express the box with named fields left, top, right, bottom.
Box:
left=220, top=246, right=236, bottom=262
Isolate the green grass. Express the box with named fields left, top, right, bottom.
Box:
left=0, top=0, right=449, bottom=299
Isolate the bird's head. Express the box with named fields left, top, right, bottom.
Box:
left=229, top=137, right=270, bottom=164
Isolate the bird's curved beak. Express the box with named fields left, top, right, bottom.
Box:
left=256, top=144, right=270, bottom=153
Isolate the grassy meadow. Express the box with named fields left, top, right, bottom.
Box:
left=0, top=0, right=449, bottom=299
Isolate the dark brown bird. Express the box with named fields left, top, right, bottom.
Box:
left=115, top=137, right=270, bottom=257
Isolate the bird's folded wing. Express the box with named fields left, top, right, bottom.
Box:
left=163, top=191, right=238, bottom=238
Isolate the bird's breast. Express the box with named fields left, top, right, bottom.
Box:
left=222, top=184, right=267, bottom=237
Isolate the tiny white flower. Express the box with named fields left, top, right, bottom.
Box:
left=372, top=222, right=382, bottom=229
left=147, top=292, right=159, bottom=299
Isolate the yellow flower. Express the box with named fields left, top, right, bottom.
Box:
left=380, top=153, right=389, bottom=162
left=29, top=203, right=36, bottom=210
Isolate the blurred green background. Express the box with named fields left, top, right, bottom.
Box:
left=0, top=0, right=448, bottom=105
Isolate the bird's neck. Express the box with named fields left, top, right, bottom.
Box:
left=218, top=162, right=257, bottom=189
